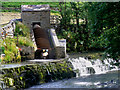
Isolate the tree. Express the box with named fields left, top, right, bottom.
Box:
left=86, top=2, right=120, bottom=61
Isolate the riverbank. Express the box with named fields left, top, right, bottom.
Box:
left=1, top=59, right=76, bottom=89
left=1, top=52, right=119, bottom=89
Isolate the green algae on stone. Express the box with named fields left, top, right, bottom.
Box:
left=2, top=60, right=76, bottom=89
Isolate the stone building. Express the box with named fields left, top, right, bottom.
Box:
left=21, top=5, right=50, bottom=36
left=21, top=5, right=66, bottom=59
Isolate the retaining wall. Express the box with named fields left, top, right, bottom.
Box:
left=0, top=60, right=75, bottom=89
left=0, top=19, right=16, bottom=39
left=49, top=29, right=66, bottom=59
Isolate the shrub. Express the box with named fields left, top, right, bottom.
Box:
left=4, top=38, right=18, bottom=54
left=15, top=22, right=30, bottom=38
left=18, top=36, right=34, bottom=47
left=4, top=50, right=14, bottom=62
left=2, top=38, right=21, bottom=63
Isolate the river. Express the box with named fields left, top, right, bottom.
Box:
left=30, top=70, right=119, bottom=88
left=30, top=52, right=120, bottom=89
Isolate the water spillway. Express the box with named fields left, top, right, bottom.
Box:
left=1, top=56, right=119, bottom=89
left=0, top=60, right=75, bottom=89
left=33, top=24, right=52, bottom=59
left=68, top=57, right=119, bottom=76
left=33, top=24, right=51, bottom=49
left=30, top=56, right=119, bottom=89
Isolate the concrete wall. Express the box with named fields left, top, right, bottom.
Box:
left=49, top=29, right=66, bottom=58
left=59, top=39, right=66, bottom=56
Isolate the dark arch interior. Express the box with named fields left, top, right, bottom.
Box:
left=33, top=24, right=51, bottom=59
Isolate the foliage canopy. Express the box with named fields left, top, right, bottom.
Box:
left=57, top=2, right=120, bottom=61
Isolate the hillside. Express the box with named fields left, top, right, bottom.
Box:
left=2, top=2, right=60, bottom=13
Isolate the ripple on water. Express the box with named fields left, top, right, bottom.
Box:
left=30, top=70, right=119, bottom=89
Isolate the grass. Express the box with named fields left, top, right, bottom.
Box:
left=15, top=22, right=30, bottom=38
left=2, top=2, right=59, bottom=13
left=18, top=36, right=34, bottom=47
left=2, top=2, right=62, bottom=15
left=1, top=22, right=34, bottom=64
left=2, top=38, right=21, bottom=63
left=2, top=2, right=59, bottom=8
left=15, top=22, right=34, bottom=47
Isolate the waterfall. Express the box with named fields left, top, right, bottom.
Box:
left=68, top=57, right=119, bottom=77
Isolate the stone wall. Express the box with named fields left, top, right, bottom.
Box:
left=19, top=46, right=34, bottom=61
left=21, top=11, right=50, bottom=35
left=0, top=19, right=16, bottom=39
left=1, top=60, right=76, bottom=89
left=55, top=46, right=65, bottom=58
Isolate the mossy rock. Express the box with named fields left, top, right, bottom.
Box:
left=2, top=60, right=76, bottom=89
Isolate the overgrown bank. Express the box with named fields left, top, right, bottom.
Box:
left=0, top=22, right=35, bottom=64
left=1, top=60, right=75, bottom=89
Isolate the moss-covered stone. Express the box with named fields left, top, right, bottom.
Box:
left=1, top=60, right=76, bottom=89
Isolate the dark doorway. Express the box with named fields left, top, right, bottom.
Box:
left=32, top=22, right=41, bottom=28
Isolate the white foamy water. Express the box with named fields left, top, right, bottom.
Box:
left=30, top=56, right=119, bottom=89
left=68, top=57, right=119, bottom=76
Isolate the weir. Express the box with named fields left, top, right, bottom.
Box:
left=0, top=55, right=119, bottom=89
left=68, top=57, right=119, bottom=77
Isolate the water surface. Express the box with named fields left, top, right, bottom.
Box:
left=30, top=70, right=119, bottom=88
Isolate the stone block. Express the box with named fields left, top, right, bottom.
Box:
left=19, top=46, right=34, bottom=61
left=55, top=46, right=65, bottom=59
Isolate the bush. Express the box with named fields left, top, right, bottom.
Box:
left=18, top=36, right=34, bottom=47
left=15, top=22, right=30, bottom=38
left=2, top=38, right=21, bottom=63
left=4, top=38, right=18, bottom=53
left=103, top=25, right=120, bottom=61
left=4, top=50, right=14, bottom=62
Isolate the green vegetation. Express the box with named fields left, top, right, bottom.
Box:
left=2, top=2, right=59, bottom=8
left=18, top=36, right=33, bottom=47
left=2, top=2, right=59, bottom=14
left=2, top=61, right=75, bottom=89
left=14, top=22, right=34, bottom=47
left=15, top=22, right=30, bottom=38
left=1, top=2, right=120, bottom=62
left=15, top=22, right=34, bottom=47
left=57, top=2, right=120, bottom=61
left=1, top=22, right=34, bottom=64
left=1, top=38, right=21, bottom=63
